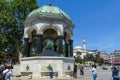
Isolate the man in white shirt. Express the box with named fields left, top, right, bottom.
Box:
left=1, top=66, right=9, bottom=80
left=5, top=69, right=14, bottom=80
left=89, top=65, right=97, bottom=80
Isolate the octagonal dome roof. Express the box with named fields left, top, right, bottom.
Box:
left=26, top=5, right=71, bottom=21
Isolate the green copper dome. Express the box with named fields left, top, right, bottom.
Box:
left=26, top=5, right=71, bottom=21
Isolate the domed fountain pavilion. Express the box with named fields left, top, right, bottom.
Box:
left=15, top=4, right=75, bottom=78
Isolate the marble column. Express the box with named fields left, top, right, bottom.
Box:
left=54, top=45, right=57, bottom=52
left=24, top=38, right=30, bottom=57
left=58, top=35, right=63, bottom=55
left=28, top=42, right=31, bottom=57
left=36, top=34, right=42, bottom=55
left=65, top=42, right=69, bottom=57
left=69, top=39, right=73, bottom=57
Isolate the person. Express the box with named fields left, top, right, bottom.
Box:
left=79, top=64, right=84, bottom=75
left=111, top=65, right=113, bottom=70
left=0, top=62, right=2, bottom=80
left=47, top=64, right=53, bottom=79
left=117, top=65, right=120, bottom=72
left=0, top=63, right=5, bottom=74
left=5, top=66, right=14, bottom=80
left=89, top=64, right=97, bottom=80
left=0, top=62, right=2, bottom=74
left=112, top=66, right=119, bottom=80
left=73, top=63, right=77, bottom=78
left=1, top=66, right=9, bottom=80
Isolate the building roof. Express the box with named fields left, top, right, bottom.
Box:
left=26, top=5, right=71, bottom=21
left=74, top=46, right=82, bottom=49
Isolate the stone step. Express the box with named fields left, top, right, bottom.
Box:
left=12, top=76, right=74, bottom=80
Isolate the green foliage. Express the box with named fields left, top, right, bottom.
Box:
left=76, top=51, right=81, bottom=55
left=0, top=58, right=7, bottom=63
left=74, top=56, right=82, bottom=63
left=0, top=51, right=7, bottom=63
left=99, top=58, right=104, bottom=65
left=83, top=53, right=94, bottom=61
left=74, top=53, right=104, bottom=65
left=0, top=0, right=38, bottom=56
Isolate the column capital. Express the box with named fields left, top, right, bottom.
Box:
left=36, top=34, right=43, bottom=37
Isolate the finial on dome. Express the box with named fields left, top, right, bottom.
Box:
left=49, top=1, right=52, bottom=6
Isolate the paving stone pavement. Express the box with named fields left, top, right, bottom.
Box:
left=11, top=66, right=112, bottom=80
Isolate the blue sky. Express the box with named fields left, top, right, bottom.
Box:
left=38, top=0, right=120, bottom=52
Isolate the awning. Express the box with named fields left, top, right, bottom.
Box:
left=112, top=61, right=120, bottom=64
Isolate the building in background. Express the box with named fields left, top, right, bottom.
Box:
left=110, top=50, right=120, bottom=65
left=73, top=39, right=87, bottom=59
left=73, top=39, right=111, bottom=65
left=88, top=49, right=110, bottom=64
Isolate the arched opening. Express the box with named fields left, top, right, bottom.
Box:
left=43, top=28, right=58, bottom=40
left=40, top=28, right=58, bottom=56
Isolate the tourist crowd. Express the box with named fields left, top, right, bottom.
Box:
left=73, top=63, right=97, bottom=80
left=73, top=63, right=84, bottom=78
left=0, top=62, right=14, bottom=80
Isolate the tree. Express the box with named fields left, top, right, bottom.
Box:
left=76, top=51, right=81, bottom=55
left=99, top=58, right=104, bottom=66
left=74, top=56, right=80, bottom=63
left=84, top=53, right=94, bottom=61
left=0, top=51, right=7, bottom=63
left=0, top=0, right=12, bottom=52
left=0, top=0, right=39, bottom=61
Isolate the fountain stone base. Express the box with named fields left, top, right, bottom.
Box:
left=19, top=56, right=74, bottom=77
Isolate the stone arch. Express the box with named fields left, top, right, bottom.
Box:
left=23, top=27, right=30, bottom=38
left=27, top=26, right=38, bottom=41
left=64, top=27, right=73, bottom=42
left=23, top=25, right=38, bottom=39
left=42, top=28, right=58, bottom=41
left=39, top=24, right=62, bottom=35
left=32, top=25, right=39, bottom=34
